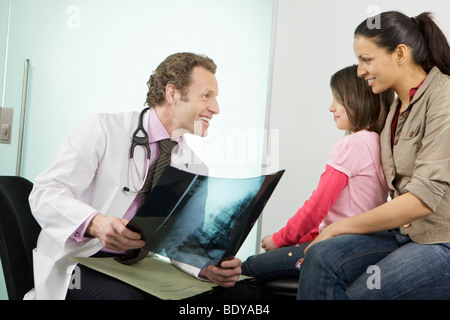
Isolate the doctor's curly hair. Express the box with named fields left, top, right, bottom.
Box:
left=145, top=52, right=217, bottom=107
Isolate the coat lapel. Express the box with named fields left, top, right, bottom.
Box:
left=380, top=100, right=398, bottom=192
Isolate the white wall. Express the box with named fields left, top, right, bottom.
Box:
left=259, top=0, right=450, bottom=249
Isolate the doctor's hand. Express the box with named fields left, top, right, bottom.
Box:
left=201, top=257, right=242, bottom=287
left=86, top=214, right=145, bottom=252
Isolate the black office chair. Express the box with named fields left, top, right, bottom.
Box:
left=0, top=176, right=40, bottom=300
left=264, top=278, right=298, bottom=299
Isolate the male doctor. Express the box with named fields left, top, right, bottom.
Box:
left=25, top=52, right=245, bottom=300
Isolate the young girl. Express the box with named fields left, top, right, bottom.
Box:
left=241, top=65, right=394, bottom=282
left=298, top=11, right=450, bottom=300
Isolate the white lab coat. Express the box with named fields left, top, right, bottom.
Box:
left=24, top=110, right=208, bottom=300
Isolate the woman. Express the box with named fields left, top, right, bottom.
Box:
left=297, top=11, right=450, bottom=300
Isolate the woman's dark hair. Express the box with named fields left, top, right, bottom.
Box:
left=330, top=65, right=395, bottom=134
left=354, top=11, right=450, bottom=75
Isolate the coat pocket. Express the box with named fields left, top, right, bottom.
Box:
left=401, top=123, right=421, bottom=140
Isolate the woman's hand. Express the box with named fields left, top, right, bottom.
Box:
left=303, top=192, right=432, bottom=254
left=303, top=225, right=335, bottom=253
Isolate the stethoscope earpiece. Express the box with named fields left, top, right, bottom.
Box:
left=130, top=107, right=151, bottom=160
left=124, top=107, right=152, bottom=193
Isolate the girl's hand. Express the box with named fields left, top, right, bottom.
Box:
left=261, top=234, right=277, bottom=252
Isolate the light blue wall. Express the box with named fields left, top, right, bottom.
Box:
left=0, top=0, right=8, bottom=105
left=0, top=0, right=11, bottom=301
left=0, top=0, right=274, bottom=179
left=0, top=263, right=6, bottom=300
left=0, top=0, right=274, bottom=299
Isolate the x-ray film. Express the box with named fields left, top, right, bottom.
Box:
left=128, top=166, right=284, bottom=270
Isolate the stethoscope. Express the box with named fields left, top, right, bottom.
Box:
left=123, top=107, right=151, bottom=193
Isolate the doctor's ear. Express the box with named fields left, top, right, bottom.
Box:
left=165, top=84, right=178, bottom=104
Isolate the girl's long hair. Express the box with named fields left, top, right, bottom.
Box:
left=330, top=65, right=394, bottom=134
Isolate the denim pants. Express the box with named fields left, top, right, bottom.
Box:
left=297, top=230, right=450, bottom=300
left=242, top=242, right=309, bottom=282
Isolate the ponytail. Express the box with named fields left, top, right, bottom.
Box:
left=354, top=11, right=450, bottom=76
left=415, top=12, right=450, bottom=75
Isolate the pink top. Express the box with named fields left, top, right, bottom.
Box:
left=273, top=130, right=389, bottom=248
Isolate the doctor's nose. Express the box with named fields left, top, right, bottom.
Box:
left=209, top=98, right=220, bottom=115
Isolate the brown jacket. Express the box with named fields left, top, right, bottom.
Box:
left=380, top=67, right=450, bottom=244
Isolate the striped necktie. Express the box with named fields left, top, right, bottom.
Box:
left=118, top=139, right=177, bottom=265
left=140, top=138, right=178, bottom=205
